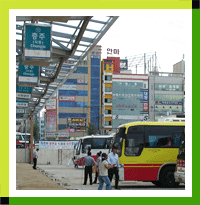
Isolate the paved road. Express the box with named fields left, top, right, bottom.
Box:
left=37, top=164, right=185, bottom=190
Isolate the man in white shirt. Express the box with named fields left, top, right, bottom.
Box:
left=33, top=148, right=39, bottom=170
left=108, top=146, right=120, bottom=189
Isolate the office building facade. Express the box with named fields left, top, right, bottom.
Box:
left=148, top=72, right=185, bottom=121
left=57, top=45, right=101, bottom=137
left=101, top=57, right=148, bottom=133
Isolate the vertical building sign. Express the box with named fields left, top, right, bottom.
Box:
left=143, top=103, right=149, bottom=112
left=143, top=91, right=149, bottom=101
left=46, top=111, right=57, bottom=132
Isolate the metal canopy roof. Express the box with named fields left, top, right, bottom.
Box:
left=16, top=16, right=118, bottom=119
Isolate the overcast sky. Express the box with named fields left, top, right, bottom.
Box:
left=97, top=10, right=192, bottom=74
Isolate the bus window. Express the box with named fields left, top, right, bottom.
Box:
left=81, top=138, right=112, bottom=153
left=145, top=126, right=184, bottom=148
left=178, top=140, right=185, bottom=160
left=16, top=134, right=22, bottom=140
left=82, top=138, right=92, bottom=153
left=125, top=132, right=144, bottom=156
left=172, top=132, right=184, bottom=148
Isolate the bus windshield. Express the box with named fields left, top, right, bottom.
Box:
left=81, top=138, right=112, bottom=153
left=16, top=134, right=23, bottom=141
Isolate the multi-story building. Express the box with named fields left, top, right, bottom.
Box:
left=57, top=45, right=101, bottom=137
left=173, top=59, right=185, bottom=113
left=173, top=59, right=185, bottom=76
left=101, top=57, right=148, bottom=134
left=148, top=71, right=185, bottom=121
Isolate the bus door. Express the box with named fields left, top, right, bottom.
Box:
left=122, top=126, right=145, bottom=181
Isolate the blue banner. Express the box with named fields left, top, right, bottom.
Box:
left=143, top=91, right=149, bottom=101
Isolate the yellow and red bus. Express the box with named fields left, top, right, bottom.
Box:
left=114, top=121, right=185, bottom=187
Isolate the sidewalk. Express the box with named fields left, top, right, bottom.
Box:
left=16, top=163, right=66, bottom=190
left=16, top=163, right=99, bottom=190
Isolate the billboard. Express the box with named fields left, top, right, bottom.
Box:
left=112, top=81, right=144, bottom=128
left=120, top=59, right=128, bottom=70
left=67, top=118, right=86, bottom=132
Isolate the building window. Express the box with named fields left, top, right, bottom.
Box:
left=155, top=94, right=183, bottom=102
left=105, top=110, right=112, bottom=114
left=105, top=87, right=111, bottom=92
left=105, top=121, right=112, bottom=126
left=105, top=76, right=112, bottom=81
left=105, top=98, right=111, bottom=103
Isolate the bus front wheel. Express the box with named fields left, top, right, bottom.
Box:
left=159, top=166, right=179, bottom=188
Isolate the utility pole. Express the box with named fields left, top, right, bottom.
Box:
left=30, top=115, right=34, bottom=164
left=24, top=119, right=27, bottom=163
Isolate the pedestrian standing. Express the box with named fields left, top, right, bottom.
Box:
left=93, top=151, right=102, bottom=184
left=98, top=153, right=115, bottom=190
left=108, top=146, right=120, bottom=189
left=83, top=151, right=96, bottom=185
left=33, top=148, right=39, bottom=170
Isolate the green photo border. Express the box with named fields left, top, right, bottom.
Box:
left=0, top=0, right=194, bottom=203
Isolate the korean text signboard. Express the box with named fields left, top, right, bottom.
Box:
left=23, top=24, right=51, bottom=60
left=67, top=118, right=86, bottom=132
left=39, top=140, right=78, bottom=149
left=16, top=100, right=28, bottom=108
left=16, top=85, right=32, bottom=99
left=18, top=59, right=39, bottom=86
left=107, top=48, right=120, bottom=56
left=46, top=111, right=57, bottom=132
left=46, top=98, right=57, bottom=111
left=143, top=91, right=149, bottom=101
